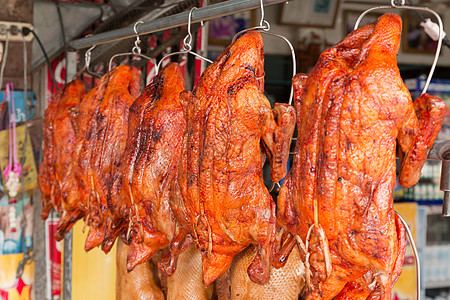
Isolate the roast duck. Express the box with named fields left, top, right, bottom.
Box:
left=54, top=65, right=141, bottom=243
left=164, top=30, right=296, bottom=286
left=276, top=14, right=446, bottom=299
left=105, top=62, right=186, bottom=271
left=38, top=80, right=86, bottom=221
left=37, top=13, right=447, bottom=300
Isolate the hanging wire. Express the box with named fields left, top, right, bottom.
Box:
left=72, top=35, right=102, bottom=79
left=353, top=0, right=443, bottom=96
left=108, top=20, right=157, bottom=73
left=231, top=0, right=296, bottom=107
left=156, top=7, right=212, bottom=73
left=404, top=0, right=450, bottom=49
left=0, top=28, right=10, bottom=91
left=396, top=212, right=421, bottom=299
left=19, top=30, right=30, bottom=254
left=83, top=43, right=102, bottom=78
left=54, top=0, right=68, bottom=84
left=231, top=0, right=271, bottom=40
left=22, top=27, right=59, bottom=90
left=226, top=0, right=297, bottom=193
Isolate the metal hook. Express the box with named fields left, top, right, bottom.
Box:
left=268, top=181, right=281, bottom=193
left=156, top=7, right=212, bottom=74
left=84, top=44, right=102, bottom=78
left=353, top=2, right=443, bottom=96
left=132, top=20, right=144, bottom=55
left=85, top=45, right=94, bottom=69
left=182, top=7, right=197, bottom=51
left=232, top=0, right=270, bottom=43
left=73, top=35, right=102, bottom=79
left=396, top=211, right=420, bottom=300
left=231, top=0, right=295, bottom=106
left=108, top=20, right=157, bottom=74
left=258, top=0, right=270, bottom=29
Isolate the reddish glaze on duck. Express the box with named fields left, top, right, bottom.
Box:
left=276, top=14, right=446, bottom=299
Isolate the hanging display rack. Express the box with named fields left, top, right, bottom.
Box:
left=53, top=2, right=450, bottom=300
left=68, top=0, right=289, bottom=50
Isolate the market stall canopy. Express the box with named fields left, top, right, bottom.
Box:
left=31, top=0, right=103, bottom=70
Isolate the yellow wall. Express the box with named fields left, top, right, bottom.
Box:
left=71, top=221, right=116, bottom=300
left=0, top=253, right=34, bottom=300
left=392, top=202, right=418, bottom=300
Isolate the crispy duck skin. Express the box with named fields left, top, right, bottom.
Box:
left=85, top=65, right=141, bottom=250
left=105, top=63, right=185, bottom=269
left=166, top=31, right=296, bottom=286
left=38, top=87, right=59, bottom=220
left=58, top=66, right=141, bottom=243
left=276, top=14, right=446, bottom=299
left=38, top=80, right=86, bottom=220
left=57, top=74, right=110, bottom=240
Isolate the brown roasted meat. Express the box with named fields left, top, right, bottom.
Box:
left=166, top=31, right=296, bottom=286
left=276, top=14, right=446, bottom=299
left=105, top=63, right=185, bottom=270
left=58, top=66, right=141, bottom=244
left=38, top=80, right=86, bottom=220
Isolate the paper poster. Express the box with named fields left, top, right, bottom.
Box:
left=0, top=125, right=38, bottom=195
left=45, top=218, right=62, bottom=299
left=0, top=195, right=33, bottom=255
left=0, top=191, right=33, bottom=300
left=392, top=202, right=418, bottom=300
left=0, top=253, right=34, bottom=300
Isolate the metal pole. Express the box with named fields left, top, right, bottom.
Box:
left=63, top=51, right=77, bottom=300
left=424, top=140, right=450, bottom=217
left=66, top=50, right=77, bottom=82
left=63, top=230, right=72, bottom=300
left=440, top=160, right=450, bottom=216
left=69, top=0, right=289, bottom=50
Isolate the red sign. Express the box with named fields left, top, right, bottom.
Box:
left=45, top=218, right=62, bottom=299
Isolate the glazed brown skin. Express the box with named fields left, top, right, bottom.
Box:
left=276, top=14, right=446, bottom=299
left=105, top=63, right=186, bottom=270
left=38, top=80, right=86, bottom=220
left=57, top=74, right=109, bottom=240
left=85, top=65, right=141, bottom=250
left=168, top=31, right=296, bottom=286
left=58, top=66, right=141, bottom=244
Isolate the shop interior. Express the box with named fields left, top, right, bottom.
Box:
left=1, top=0, right=450, bottom=299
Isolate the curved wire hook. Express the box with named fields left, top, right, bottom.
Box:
left=353, top=0, right=443, bottom=96
left=132, top=21, right=144, bottom=55
left=108, top=20, right=157, bottom=73
left=268, top=181, right=281, bottom=193
left=84, top=44, right=102, bottom=78
left=231, top=0, right=296, bottom=106
left=156, top=7, right=212, bottom=73
left=231, top=0, right=270, bottom=44
left=396, top=211, right=420, bottom=300
left=72, top=34, right=102, bottom=79
left=262, top=31, right=296, bottom=106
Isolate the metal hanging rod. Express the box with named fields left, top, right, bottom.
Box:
left=69, top=0, right=290, bottom=50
